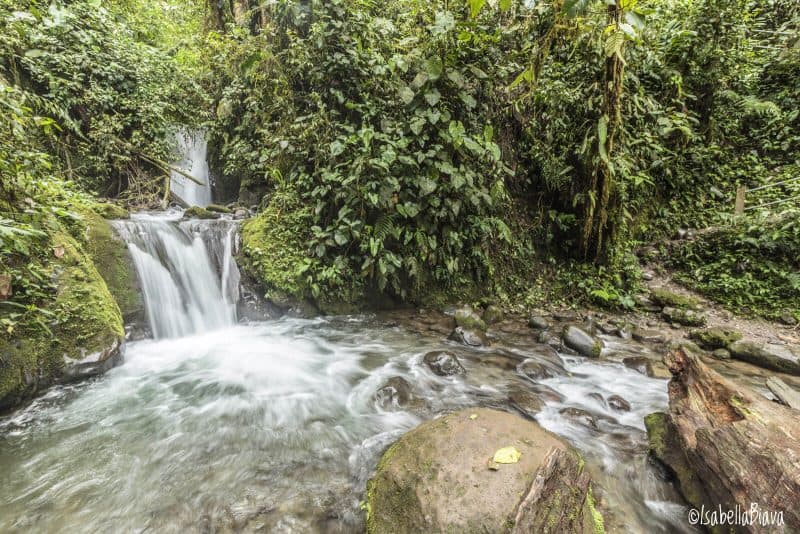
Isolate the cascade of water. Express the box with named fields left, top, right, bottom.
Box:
left=113, top=212, right=240, bottom=338
left=170, top=129, right=213, bottom=207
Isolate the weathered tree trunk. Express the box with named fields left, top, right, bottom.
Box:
left=232, top=0, right=249, bottom=27
left=646, top=348, right=800, bottom=532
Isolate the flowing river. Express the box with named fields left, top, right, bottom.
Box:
left=0, top=212, right=694, bottom=533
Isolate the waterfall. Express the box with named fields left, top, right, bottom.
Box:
left=113, top=212, right=240, bottom=339
left=170, top=129, right=213, bottom=207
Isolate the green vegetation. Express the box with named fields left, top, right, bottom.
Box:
left=2, top=0, right=799, bottom=407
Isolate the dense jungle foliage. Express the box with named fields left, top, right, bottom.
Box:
left=1, top=0, right=798, bottom=321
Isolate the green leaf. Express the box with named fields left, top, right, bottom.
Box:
left=467, top=0, right=488, bottom=18
left=563, top=0, right=593, bottom=18
left=499, top=0, right=512, bottom=10
left=399, top=86, right=415, bottom=105
left=424, top=57, right=444, bottom=81
left=330, top=140, right=345, bottom=156
left=334, top=231, right=348, bottom=246
left=424, top=89, right=441, bottom=106
left=597, top=115, right=609, bottom=164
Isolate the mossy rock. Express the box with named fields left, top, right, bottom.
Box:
left=689, top=327, right=742, bottom=350
left=662, top=306, right=706, bottom=327
left=80, top=209, right=142, bottom=321
left=650, top=288, right=699, bottom=310
left=0, top=231, right=124, bottom=411
left=367, top=408, right=603, bottom=534
left=206, top=203, right=232, bottom=213
left=93, top=202, right=129, bottom=220
left=184, top=206, right=219, bottom=219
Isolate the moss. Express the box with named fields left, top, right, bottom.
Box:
left=184, top=206, right=219, bottom=219
left=79, top=209, right=142, bottom=320
left=0, top=230, right=123, bottom=411
left=662, top=306, right=706, bottom=327
left=93, top=202, right=129, bottom=220
left=206, top=203, right=231, bottom=213
left=644, top=412, right=668, bottom=459
left=689, top=327, right=742, bottom=350
left=650, top=288, right=699, bottom=310
left=240, top=192, right=313, bottom=302
left=586, top=486, right=605, bottom=534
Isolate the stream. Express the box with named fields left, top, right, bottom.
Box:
left=0, top=211, right=694, bottom=533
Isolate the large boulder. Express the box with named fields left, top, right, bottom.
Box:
left=662, top=306, right=706, bottom=327
left=367, top=408, right=603, bottom=534
left=448, top=326, right=489, bottom=347
left=454, top=306, right=487, bottom=331
left=562, top=325, right=603, bottom=358
left=645, top=349, right=800, bottom=531
left=688, top=327, right=742, bottom=350
left=728, top=340, right=800, bottom=375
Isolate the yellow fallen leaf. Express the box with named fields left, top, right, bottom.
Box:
left=469, top=413, right=478, bottom=420
left=492, top=446, right=521, bottom=464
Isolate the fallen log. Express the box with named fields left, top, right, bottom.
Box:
left=645, top=348, right=800, bottom=532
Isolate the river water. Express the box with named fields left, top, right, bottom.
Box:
left=0, top=213, right=693, bottom=533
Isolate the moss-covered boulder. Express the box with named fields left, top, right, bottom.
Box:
left=454, top=306, right=486, bottom=331
left=689, top=327, right=742, bottom=350
left=205, top=203, right=232, bottom=213
left=80, top=209, right=142, bottom=321
left=662, top=306, right=706, bottom=327
left=93, top=201, right=129, bottom=220
left=366, top=408, right=603, bottom=534
left=0, top=231, right=124, bottom=411
left=562, top=325, right=603, bottom=358
left=728, top=340, right=800, bottom=375
left=184, top=205, right=219, bottom=219
left=649, top=288, right=699, bottom=310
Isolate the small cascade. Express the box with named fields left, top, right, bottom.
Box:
left=170, top=129, right=213, bottom=207
left=113, top=212, right=240, bottom=338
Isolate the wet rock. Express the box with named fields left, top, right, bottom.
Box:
left=454, top=306, right=486, bottom=331
left=537, top=330, right=561, bottom=351
left=632, top=328, right=668, bottom=344
left=587, top=392, right=606, bottom=406
left=481, top=353, right=520, bottom=371
left=448, top=327, right=489, bottom=347
left=482, top=305, right=504, bottom=325
left=519, top=360, right=555, bottom=380
left=559, top=407, right=598, bottom=429
left=646, top=360, right=672, bottom=379
left=233, top=208, right=249, bottom=220
left=509, top=389, right=545, bottom=418
left=728, top=340, right=800, bottom=376
left=423, top=351, right=466, bottom=376
left=689, top=327, right=742, bottom=350
left=662, top=306, right=706, bottom=327
left=527, top=315, right=549, bottom=330
left=561, top=325, right=603, bottom=358
left=607, top=395, right=631, bottom=412
left=645, top=349, right=800, bottom=529
left=183, top=206, right=219, bottom=219
left=374, top=377, right=413, bottom=409
left=623, top=356, right=649, bottom=374
left=61, top=338, right=125, bottom=382
left=367, top=408, right=602, bottom=534
left=711, top=348, right=731, bottom=361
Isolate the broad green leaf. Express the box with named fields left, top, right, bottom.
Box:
left=467, top=0, right=487, bottom=18
left=424, top=89, right=441, bottom=106
left=598, top=115, right=609, bottom=164
left=563, top=0, right=592, bottom=18
left=399, top=86, right=415, bottom=105
left=424, top=57, right=444, bottom=81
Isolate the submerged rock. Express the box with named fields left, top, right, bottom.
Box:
left=422, top=351, right=466, bottom=376
left=374, top=377, right=413, bottom=409
left=607, top=394, right=631, bottom=412
left=366, top=408, right=603, bottom=534
left=448, top=327, right=489, bottom=347
left=508, top=389, right=545, bottom=419
left=562, top=325, right=603, bottom=358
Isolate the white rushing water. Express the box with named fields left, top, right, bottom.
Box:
left=0, top=211, right=694, bottom=533
left=112, top=211, right=239, bottom=338
left=170, top=129, right=213, bottom=207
